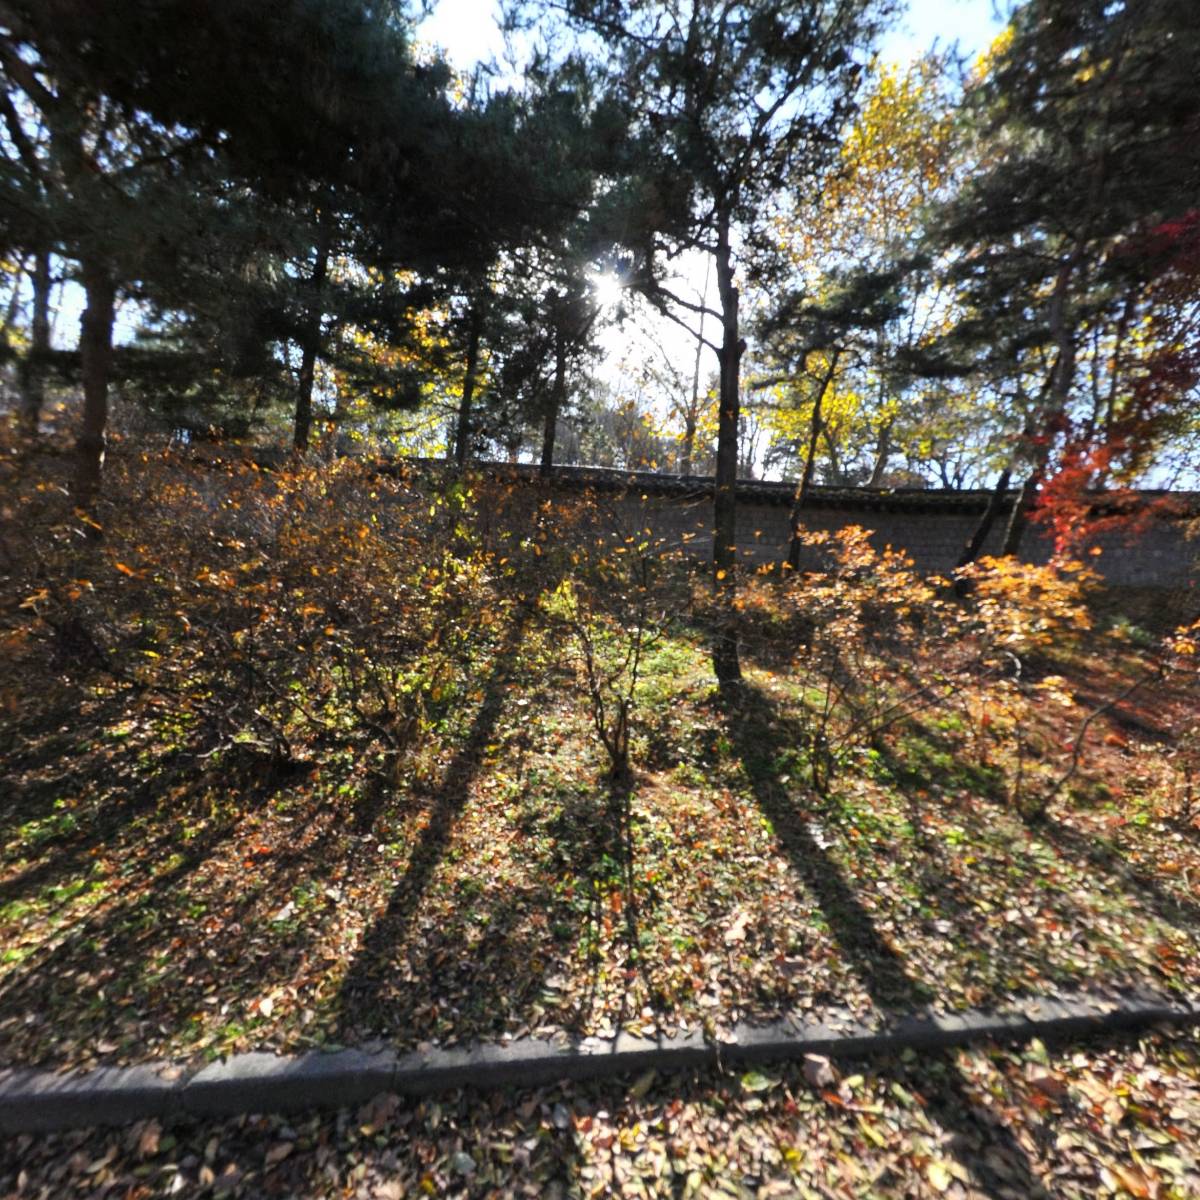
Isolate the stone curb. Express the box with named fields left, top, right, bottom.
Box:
left=1, top=991, right=1195, bottom=1134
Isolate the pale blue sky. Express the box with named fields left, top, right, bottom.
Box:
left=417, top=0, right=1008, bottom=76
left=880, top=0, right=1006, bottom=65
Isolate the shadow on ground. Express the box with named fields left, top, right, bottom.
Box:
left=722, top=678, right=1049, bottom=1198
left=331, top=607, right=646, bottom=1047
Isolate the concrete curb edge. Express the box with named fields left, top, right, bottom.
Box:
left=2, top=990, right=1195, bottom=1134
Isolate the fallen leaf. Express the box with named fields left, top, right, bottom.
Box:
left=725, top=910, right=751, bottom=944
left=741, top=1070, right=779, bottom=1094
left=926, top=1159, right=953, bottom=1192
left=135, top=1119, right=161, bottom=1159
left=1029, top=1069, right=1069, bottom=1101
left=450, top=1151, right=476, bottom=1176
left=1110, top=1162, right=1153, bottom=1198
left=803, top=1054, right=837, bottom=1090
left=265, top=1142, right=294, bottom=1166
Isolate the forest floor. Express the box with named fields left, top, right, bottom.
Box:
left=3, top=625, right=1200, bottom=1073
left=2, top=454, right=1199, bottom=1196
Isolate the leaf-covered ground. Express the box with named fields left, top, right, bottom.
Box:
left=4, top=1028, right=1199, bottom=1198
left=2, top=611, right=1198, bottom=1072
left=3, top=458, right=1200, bottom=1195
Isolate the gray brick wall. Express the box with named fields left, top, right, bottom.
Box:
left=595, top=489, right=1198, bottom=624
left=611, top=492, right=1193, bottom=580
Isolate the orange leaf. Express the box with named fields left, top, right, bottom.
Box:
left=1110, top=1163, right=1152, bottom=1198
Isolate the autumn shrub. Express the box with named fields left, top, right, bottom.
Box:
left=745, top=527, right=966, bottom=792
left=739, top=527, right=1122, bottom=806
left=537, top=504, right=684, bottom=781
left=1160, top=618, right=1200, bottom=826
left=954, top=553, right=1099, bottom=664
left=2, top=447, right=508, bottom=798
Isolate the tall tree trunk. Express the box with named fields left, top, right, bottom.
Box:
left=1099, top=288, right=1136, bottom=449
left=1000, top=473, right=1041, bottom=557
left=1001, top=253, right=1082, bottom=551
left=18, top=248, right=51, bottom=440
left=787, top=350, right=840, bottom=570
left=867, top=419, right=893, bottom=487
left=540, top=321, right=566, bottom=477
left=820, top=422, right=844, bottom=485
left=294, top=221, right=332, bottom=454
left=737, top=412, right=759, bottom=479
left=1046, top=257, right=1080, bottom=421
left=680, top=411, right=696, bottom=478
left=72, top=259, right=115, bottom=506
left=1, top=94, right=52, bottom=445
left=453, top=301, right=483, bottom=466
left=957, top=467, right=1013, bottom=568
left=2, top=262, right=21, bottom=329
left=712, top=211, right=743, bottom=686
left=683, top=257, right=711, bottom=478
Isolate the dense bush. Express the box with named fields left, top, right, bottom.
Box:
left=2, top=447, right=511, bottom=791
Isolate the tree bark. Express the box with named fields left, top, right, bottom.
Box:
left=1003, top=288, right=1077, bottom=558
left=1000, top=472, right=1040, bottom=557
left=1000, top=252, right=1082, bottom=550
left=1, top=92, right=52, bottom=445
left=957, top=467, right=1012, bottom=568
left=867, top=419, right=893, bottom=487
left=18, top=248, right=51, bottom=440
left=294, top=220, right=332, bottom=454
left=683, top=257, right=711, bottom=478
left=821, top=425, right=843, bottom=486
left=453, top=301, right=483, bottom=466
left=2, top=263, right=21, bottom=330
left=712, top=210, right=743, bottom=686
left=1046, top=255, right=1080, bottom=420
left=540, top=319, right=566, bottom=477
left=787, top=351, right=840, bottom=570
left=681, top=411, right=696, bottom=477
left=72, top=259, right=115, bottom=506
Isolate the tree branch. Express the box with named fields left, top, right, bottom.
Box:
left=642, top=287, right=721, bottom=356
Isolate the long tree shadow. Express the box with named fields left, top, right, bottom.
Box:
left=0, top=735, right=373, bottom=1066
left=858, top=731, right=1190, bottom=1003
left=881, top=697, right=1200, bottom=936
left=0, top=739, right=308, bottom=911
left=0, top=813, right=242, bottom=1065
left=723, top=689, right=930, bottom=1010
left=334, top=611, right=540, bottom=1043
left=0, top=700, right=195, bottom=907
left=568, top=770, right=651, bottom=1038
left=721, top=681, right=1047, bottom=1199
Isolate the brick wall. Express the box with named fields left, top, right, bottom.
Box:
left=537, top=471, right=1198, bottom=625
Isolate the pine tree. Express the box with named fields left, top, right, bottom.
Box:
left=924, top=0, right=1200, bottom=550
left=438, top=61, right=628, bottom=468
left=0, top=0, right=464, bottom=492
left=526, top=0, right=891, bottom=681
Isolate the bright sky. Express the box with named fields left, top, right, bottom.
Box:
left=879, top=0, right=1007, bottom=65
left=417, top=0, right=1008, bottom=76
left=416, top=0, right=1009, bottom=379
left=63, top=0, right=1006, bottom=361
